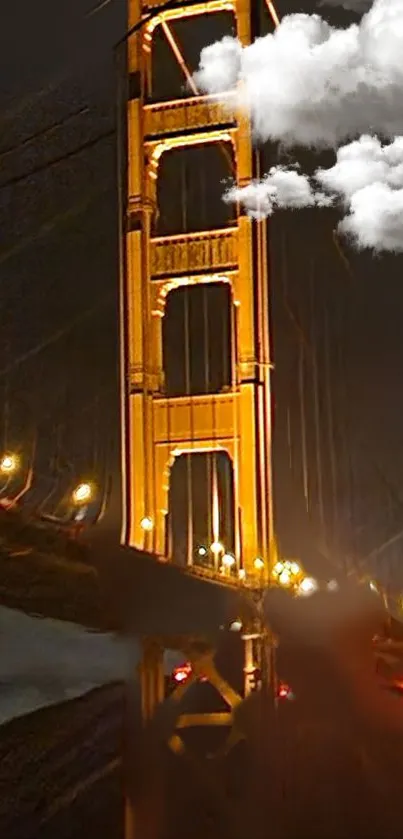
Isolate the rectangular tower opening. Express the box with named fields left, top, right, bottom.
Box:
left=163, top=282, right=232, bottom=397
left=155, top=144, right=235, bottom=237
left=168, top=450, right=235, bottom=570
left=150, top=12, right=235, bottom=102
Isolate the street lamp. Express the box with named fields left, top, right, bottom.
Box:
left=297, top=576, right=318, bottom=597
left=72, top=482, right=94, bottom=505
left=140, top=516, right=153, bottom=532
left=222, top=552, right=235, bottom=569
left=278, top=569, right=291, bottom=587
left=210, top=540, right=224, bottom=556
left=0, top=453, right=19, bottom=475
left=254, top=557, right=265, bottom=571
left=270, top=556, right=307, bottom=591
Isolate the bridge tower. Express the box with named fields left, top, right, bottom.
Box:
left=121, top=0, right=273, bottom=585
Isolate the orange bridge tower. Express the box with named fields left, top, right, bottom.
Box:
left=121, top=0, right=274, bottom=588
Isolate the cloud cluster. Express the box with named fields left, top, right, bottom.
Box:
left=224, top=166, right=333, bottom=219
left=225, top=137, right=403, bottom=253
left=195, top=0, right=403, bottom=148
left=318, top=136, right=403, bottom=251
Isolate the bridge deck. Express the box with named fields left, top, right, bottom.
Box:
left=0, top=509, right=250, bottom=635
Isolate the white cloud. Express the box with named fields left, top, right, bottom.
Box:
left=224, top=166, right=332, bottom=219
left=315, top=135, right=403, bottom=197
left=316, top=135, right=403, bottom=251
left=193, top=36, right=242, bottom=94
left=195, top=0, right=403, bottom=148
left=339, top=182, right=403, bottom=251
left=226, top=137, right=403, bottom=253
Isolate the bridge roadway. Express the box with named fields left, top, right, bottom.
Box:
left=0, top=512, right=250, bottom=634
left=2, top=630, right=403, bottom=839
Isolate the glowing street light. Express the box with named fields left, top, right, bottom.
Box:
left=222, top=552, right=235, bottom=568
left=0, top=453, right=18, bottom=475
left=298, top=576, right=318, bottom=597
left=279, top=569, right=291, bottom=587
left=197, top=545, right=207, bottom=558
left=210, top=540, right=224, bottom=556
left=72, top=482, right=94, bottom=505
left=238, top=568, right=246, bottom=581
left=254, top=557, right=265, bottom=571
left=290, top=561, right=301, bottom=576
left=140, top=516, right=153, bottom=532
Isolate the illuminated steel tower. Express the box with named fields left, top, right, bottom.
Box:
left=121, top=0, right=274, bottom=584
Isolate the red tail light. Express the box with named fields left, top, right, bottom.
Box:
left=172, top=662, right=209, bottom=684
left=278, top=682, right=292, bottom=699
left=173, top=663, right=192, bottom=683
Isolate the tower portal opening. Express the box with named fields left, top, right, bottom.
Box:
left=168, top=450, right=235, bottom=569
left=155, top=143, right=235, bottom=236
left=150, top=12, right=235, bottom=102
left=163, top=282, right=233, bottom=397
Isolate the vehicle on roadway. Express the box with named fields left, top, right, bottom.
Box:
left=167, top=660, right=295, bottom=701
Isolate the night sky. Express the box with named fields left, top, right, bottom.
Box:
left=1, top=0, right=403, bottom=588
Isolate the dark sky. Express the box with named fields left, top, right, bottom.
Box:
left=0, top=0, right=125, bottom=510
left=1, top=0, right=403, bottom=588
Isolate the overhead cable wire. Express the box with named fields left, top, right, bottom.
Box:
left=86, top=0, right=114, bottom=17
left=0, top=182, right=112, bottom=267
left=0, top=0, right=116, bottom=132
left=0, top=127, right=115, bottom=192
left=0, top=106, right=91, bottom=160
left=0, top=292, right=113, bottom=379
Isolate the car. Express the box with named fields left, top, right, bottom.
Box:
left=167, top=661, right=295, bottom=701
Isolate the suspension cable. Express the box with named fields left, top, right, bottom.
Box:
left=298, top=338, right=309, bottom=513
left=181, top=157, right=194, bottom=567
left=310, top=259, right=325, bottom=535
left=281, top=231, right=309, bottom=511
left=203, top=286, right=213, bottom=560
left=324, top=300, right=338, bottom=546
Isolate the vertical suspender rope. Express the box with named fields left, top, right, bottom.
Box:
left=298, top=338, right=309, bottom=513
left=286, top=407, right=292, bottom=472
left=337, top=287, right=355, bottom=573
left=281, top=232, right=293, bottom=474
left=324, top=300, right=338, bottom=547
left=200, top=164, right=213, bottom=565
left=211, top=375, right=220, bottom=571
left=310, top=260, right=325, bottom=535
left=182, top=157, right=194, bottom=567
left=203, top=286, right=213, bottom=562
left=184, top=290, right=193, bottom=567
left=231, top=293, right=241, bottom=570
left=222, top=282, right=232, bottom=556
left=3, top=340, right=9, bottom=452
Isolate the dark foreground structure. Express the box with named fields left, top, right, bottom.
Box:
left=2, top=618, right=403, bottom=839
